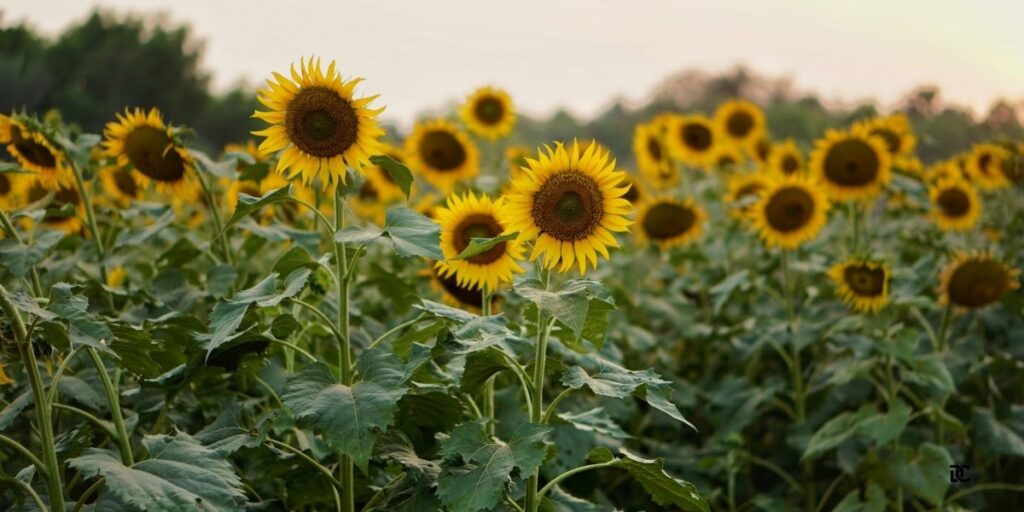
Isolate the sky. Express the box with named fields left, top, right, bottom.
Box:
left=4, top=0, right=1023, bottom=126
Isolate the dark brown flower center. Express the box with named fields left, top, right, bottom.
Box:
left=765, top=186, right=815, bottom=232
left=111, top=167, right=139, bottom=197
left=0, top=174, right=10, bottom=196
left=843, top=264, right=886, bottom=296
left=646, top=136, right=663, bottom=162
left=124, top=126, right=187, bottom=182
left=433, top=265, right=487, bottom=307
left=285, top=86, right=359, bottom=158
left=823, top=139, right=880, bottom=187
left=937, top=187, right=970, bottom=217
left=621, top=178, right=639, bottom=203
left=358, top=180, right=378, bottom=200
left=473, top=96, right=505, bottom=126
left=681, top=122, right=713, bottom=152
left=781, top=154, right=800, bottom=174
left=532, top=171, right=604, bottom=241
left=870, top=128, right=902, bottom=154
left=755, top=139, right=771, bottom=162
left=977, top=152, right=993, bottom=176
left=419, top=130, right=467, bottom=171
left=726, top=111, right=754, bottom=139
left=718, top=154, right=738, bottom=167
left=643, top=202, right=695, bottom=240
left=28, top=181, right=79, bottom=222
left=454, top=213, right=506, bottom=264
left=947, top=259, right=1010, bottom=308
left=10, top=126, right=57, bottom=168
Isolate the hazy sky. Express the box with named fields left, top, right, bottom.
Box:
left=4, top=0, right=1023, bottom=126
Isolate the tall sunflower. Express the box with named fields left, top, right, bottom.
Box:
left=435, top=193, right=524, bottom=291
left=0, top=114, right=73, bottom=190
left=929, top=176, right=980, bottom=231
left=405, top=119, right=479, bottom=192
left=940, top=252, right=1019, bottom=310
left=635, top=196, right=705, bottom=248
left=252, top=57, right=385, bottom=189
left=633, top=122, right=676, bottom=188
left=767, top=139, right=804, bottom=177
left=24, top=179, right=84, bottom=233
left=809, top=129, right=891, bottom=201
left=500, top=141, right=632, bottom=274
left=103, top=108, right=197, bottom=198
left=829, top=259, right=890, bottom=313
left=715, top=100, right=765, bottom=146
left=460, top=86, right=516, bottom=140
left=724, top=172, right=769, bottom=219
left=750, top=174, right=830, bottom=249
left=666, top=115, right=717, bottom=167
left=965, top=144, right=1012, bottom=190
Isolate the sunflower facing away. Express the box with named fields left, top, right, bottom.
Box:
left=965, top=143, right=1012, bottom=190
left=724, top=172, right=769, bottom=219
left=103, top=108, right=197, bottom=197
left=405, top=119, right=479, bottom=192
left=427, top=264, right=500, bottom=313
left=829, top=259, right=890, bottom=313
left=929, top=176, right=981, bottom=231
left=853, top=115, right=916, bottom=160
left=667, top=115, right=718, bottom=167
left=252, top=57, right=385, bottom=189
left=767, top=139, right=804, bottom=177
left=618, top=173, right=645, bottom=206
left=636, top=196, right=705, bottom=248
left=435, top=192, right=524, bottom=292
left=0, top=114, right=73, bottom=189
left=750, top=174, right=830, bottom=249
left=24, top=179, right=84, bottom=233
left=715, top=100, right=765, bottom=146
left=460, top=86, right=516, bottom=140
left=940, top=252, right=1019, bottom=310
left=501, top=141, right=632, bottom=274
left=809, top=129, right=891, bottom=201
left=709, top=144, right=745, bottom=171
left=633, top=122, right=677, bottom=188
left=746, top=136, right=773, bottom=165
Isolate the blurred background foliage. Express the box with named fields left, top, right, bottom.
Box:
left=1, top=8, right=1022, bottom=159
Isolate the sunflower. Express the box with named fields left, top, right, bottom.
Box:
left=939, top=252, right=1020, bottom=310
left=224, top=140, right=265, bottom=164
left=506, top=145, right=532, bottom=182
left=666, top=115, right=717, bottom=166
left=501, top=140, right=632, bottom=274
left=929, top=176, right=981, bottom=231
left=618, top=172, right=645, bottom=206
left=715, top=100, right=765, bottom=146
left=24, top=179, right=84, bottom=233
left=809, top=129, right=891, bottom=201
left=767, top=139, right=804, bottom=177
left=750, top=174, right=830, bottom=249
left=708, top=145, right=745, bottom=171
left=106, top=265, right=127, bottom=288
left=0, top=359, right=13, bottom=386
left=633, top=122, right=676, bottom=188
left=252, top=57, right=385, bottom=189
left=829, top=259, right=890, bottom=313
left=853, top=115, right=916, bottom=160
left=98, top=164, right=143, bottom=205
left=724, top=172, right=769, bottom=219
left=405, top=119, right=479, bottom=192
left=412, top=192, right=443, bottom=220
left=460, top=86, right=516, bottom=140
left=225, top=178, right=266, bottom=214
left=635, top=196, right=704, bottom=248
left=103, top=108, right=198, bottom=198
left=746, top=136, right=773, bottom=165
left=435, top=192, right=524, bottom=291
left=427, top=264, right=500, bottom=313
left=0, top=171, right=25, bottom=210
left=0, top=114, right=73, bottom=189
left=965, top=144, right=1012, bottom=190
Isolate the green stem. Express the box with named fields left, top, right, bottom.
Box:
left=361, top=313, right=427, bottom=354
left=46, top=346, right=86, bottom=405
left=69, top=161, right=114, bottom=311
left=482, top=287, right=496, bottom=437
left=935, top=304, right=953, bottom=353
left=0, top=284, right=65, bottom=512
left=849, top=202, right=862, bottom=255
left=87, top=348, right=134, bottom=465
left=3, top=475, right=48, bottom=512
left=266, top=439, right=344, bottom=490
left=197, top=170, right=233, bottom=265
left=542, top=387, right=574, bottom=424
left=780, top=252, right=813, bottom=511
left=536, top=460, right=616, bottom=502
left=332, top=186, right=355, bottom=512
left=0, top=207, right=44, bottom=296
left=52, top=403, right=117, bottom=439
left=525, top=266, right=552, bottom=512
left=72, top=477, right=105, bottom=512
left=291, top=298, right=346, bottom=346
left=0, top=433, right=47, bottom=473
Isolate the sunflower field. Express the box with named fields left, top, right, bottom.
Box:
left=1, top=55, right=1023, bottom=512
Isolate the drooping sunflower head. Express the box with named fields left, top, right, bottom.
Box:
left=0, top=114, right=73, bottom=190
left=460, top=86, right=516, bottom=140
left=633, top=121, right=676, bottom=188
left=809, top=129, right=891, bottom=201
left=940, top=252, right=1020, bottom=311
left=98, top=164, right=143, bottom=205
left=405, top=119, right=480, bottom=192
left=103, top=108, right=197, bottom=198
left=427, top=264, right=500, bottom=313
left=750, top=174, right=830, bottom=249
left=505, top=145, right=532, bottom=182
left=746, top=135, right=773, bottom=165
left=853, top=114, right=916, bottom=158
left=708, top=144, right=745, bottom=172
left=24, top=178, right=84, bottom=234
left=929, top=176, right=981, bottom=231
left=618, top=172, right=645, bottom=206
left=965, top=144, right=1012, bottom=190
left=767, top=139, right=804, bottom=177
left=500, top=140, right=632, bottom=274
left=667, top=114, right=718, bottom=166
left=636, top=196, right=705, bottom=249
left=724, top=172, right=769, bottom=219
left=828, top=259, right=890, bottom=313
left=252, top=57, right=385, bottom=190
left=435, top=192, right=524, bottom=292
left=715, top=100, right=765, bottom=145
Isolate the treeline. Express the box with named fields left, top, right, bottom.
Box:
left=2, top=9, right=1021, bottom=162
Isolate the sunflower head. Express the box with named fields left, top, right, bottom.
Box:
left=724, top=172, right=769, bottom=219
left=405, top=119, right=479, bottom=192
left=940, top=252, right=1020, bottom=310
left=746, top=136, right=773, bottom=165
left=435, top=192, right=524, bottom=292
left=767, top=139, right=804, bottom=177
left=618, top=172, right=645, bottom=206
left=853, top=115, right=916, bottom=158
left=715, top=100, right=766, bottom=145
left=633, top=121, right=676, bottom=188
left=252, top=57, right=385, bottom=190
left=0, top=114, right=73, bottom=190
left=460, top=86, right=516, bottom=140
left=0, top=171, right=26, bottom=210
left=99, top=164, right=143, bottom=205
left=965, top=144, right=1012, bottom=190
left=829, top=259, right=890, bottom=313
left=667, top=115, right=718, bottom=166
left=809, top=129, right=891, bottom=201
left=750, top=174, right=830, bottom=249
left=428, top=264, right=500, bottom=313
left=505, top=145, right=532, bottom=182
left=636, top=196, right=705, bottom=248
left=103, top=107, right=198, bottom=198
left=709, top=145, right=745, bottom=171
left=929, top=176, right=981, bottom=231
left=501, top=140, right=632, bottom=274
left=25, top=179, right=84, bottom=234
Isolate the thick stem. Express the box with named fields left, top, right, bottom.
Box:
left=525, top=266, right=552, bottom=512
left=87, top=348, right=134, bottom=465
left=935, top=304, right=953, bottom=353
left=482, top=287, right=496, bottom=437
left=332, top=187, right=355, bottom=512
left=535, top=460, right=616, bottom=502
left=1, top=284, right=65, bottom=512
left=780, top=252, right=813, bottom=511
left=69, top=162, right=114, bottom=311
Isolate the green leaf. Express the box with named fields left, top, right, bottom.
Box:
left=0, top=392, right=33, bottom=431
left=802, top=404, right=876, bottom=460
left=415, top=299, right=476, bottom=323
left=515, top=279, right=616, bottom=350
left=48, top=283, right=115, bottom=355
left=860, top=399, right=911, bottom=446
left=114, top=208, right=174, bottom=247
left=383, top=206, right=442, bottom=259
left=221, top=185, right=293, bottom=234
left=890, top=443, right=952, bottom=505
left=452, top=232, right=519, bottom=261
left=459, top=348, right=516, bottom=392
left=832, top=484, right=886, bottom=512
left=600, top=449, right=709, bottom=512
left=907, top=355, right=954, bottom=394
left=68, top=431, right=247, bottom=511
left=709, top=270, right=748, bottom=314
left=194, top=406, right=266, bottom=455
left=334, top=225, right=385, bottom=245
left=557, top=408, right=630, bottom=440
left=561, top=357, right=694, bottom=429
left=972, top=408, right=1024, bottom=457
left=189, top=149, right=239, bottom=179
left=0, top=229, right=63, bottom=277
left=437, top=420, right=550, bottom=512
left=370, top=154, right=414, bottom=198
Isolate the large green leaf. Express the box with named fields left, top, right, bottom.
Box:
left=561, top=357, right=694, bottom=429
left=832, top=484, right=886, bottom=512
left=114, top=208, right=174, bottom=247
left=333, top=206, right=442, bottom=259
left=48, top=283, right=115, bottom=355
left=588, top=447, right=708, bottom=512
left=860, top=399, right=911, bottom=446
left=557, top=407, right=630, bottom=440
left=452, top=232, right=519, bottom=261
left=221, top=185, right=293, bottom=233
left=515, top=279, right=616, bottom=350
left=68, top=431, right=246, bottom=511
left=890, top=443, right=952, bottom=506
left=0, top=229, right=63, bottom=277
left=802, top=404, right=876, bottom=460
left=370, top=154, right=414, bottom=198
left=972, top=408, right=1024, bottom=457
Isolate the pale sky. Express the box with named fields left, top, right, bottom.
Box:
left=4, top=0, right=1023, bottom=126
